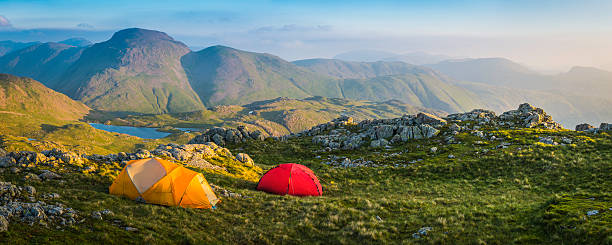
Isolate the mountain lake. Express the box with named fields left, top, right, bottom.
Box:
left=88, top=123, right=199, bottom=139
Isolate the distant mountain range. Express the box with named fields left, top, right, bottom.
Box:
left=0, top=28, right=481, bottom=114
left=424, top=58, right=612, bottom=126
left=0, top=40, right=41, bottom=56
left=0, top=28, right=610, bottom=127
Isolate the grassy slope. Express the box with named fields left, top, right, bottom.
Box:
left=293, top=58, right=423, bottom=79
left=340, top=73, right=483, bottom=113
left=181, top=46, right=342, bottom=107
left=0, top=124, right=609, bottom=244
left=0, top=74, right=90, bottom=136
left=91, top=96, right=446, bottom=136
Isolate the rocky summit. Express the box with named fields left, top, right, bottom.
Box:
left=448, top=103, right=563, bottom=129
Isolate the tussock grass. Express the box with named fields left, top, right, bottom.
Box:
left=0, top=128, right=610, bottom=244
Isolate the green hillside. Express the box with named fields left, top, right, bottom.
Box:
left=0, top=74, right=90, bottom=136
left=340, top=73, right=483, bottom=113
left=293, top=58, right=423, bottom=79
left=181, top=46, right=342, bottom=106
left=0, top=74, right=194, bottom=155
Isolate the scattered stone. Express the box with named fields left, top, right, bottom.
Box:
left=42, top=193, right=60, bottom=199
left=24, top=186, right=36, bottom=195
left=538, top=137, right=557, bottom=145
left=586, top=210, right=599, bottom=216
left=430, top=147, right=438, bottom=153
left=235, top=153, right=254, bottom=166
left=370, top=139, right=389, bottom=148
left=448, top=154, right=455, bottom=159
left=91, top=211, right=103, bottom=220
left=323, top=156, right=377, bottom=168
left=23, top=173, right=41, bottom=181
left=497, top=142, right=511, bottom=149
left=412, top=227, right=433, bottom=239
left=210, top=184, right=244, bottom=198
left=125, top=227, right=138, bottom=232
left=38, top=170, right=61, bottom=181
left=561, top=137, right=572, bottom=144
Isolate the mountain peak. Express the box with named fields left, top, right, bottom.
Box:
left=107, top=28, right=179, bottom=47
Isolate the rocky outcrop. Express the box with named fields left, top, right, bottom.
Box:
left=446, top=109, right=496, bottom=123
left=188, top=125, right=264, bottom=146
left=576, top=123, right=595, bottom=131
left=291, top=103, right=563, bottom=150
left=286, top=116, right=354, bottom=138
left=575, top=122, right=612, bottom=133
left=306, top=114, right=441, bottom=150
left=447, top=103, right=562, bottom=129
left=1, top=143, right=258, bottom=176
left=0, top=181, right=79, bottom=231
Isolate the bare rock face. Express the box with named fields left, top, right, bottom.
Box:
left=304, top=114, right=441, bottom=150
left=576, top=123, right=595, bottom=131
left=600, top=123, right=612, bottom=131
left=415, top=112, right=447, bottom=127
left=189, top=125, right=264, bottom=145
left=499, top=103, right=562, bottom=129
left=446, top=109, right=496, bottom=122
left=447, top=103, right=562, bottom=130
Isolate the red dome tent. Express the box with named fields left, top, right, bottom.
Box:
left=257, top=163, right=322, bottom=196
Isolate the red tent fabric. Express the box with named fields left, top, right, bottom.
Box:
left=257, top=163, right=322, bottom=196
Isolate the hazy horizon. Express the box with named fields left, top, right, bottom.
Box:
left=1, top=0, right=612, bottom=72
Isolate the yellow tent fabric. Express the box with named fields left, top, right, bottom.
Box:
left=109, top=158, right=220, bottom=209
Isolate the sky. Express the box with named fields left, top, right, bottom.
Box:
left=1, top=0, right=612, bottom=72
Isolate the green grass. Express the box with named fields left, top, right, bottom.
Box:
left=0, top=126, right=610, bottom=244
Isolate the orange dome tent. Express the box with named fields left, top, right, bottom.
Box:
left=109, top=158, right=219, bottom=209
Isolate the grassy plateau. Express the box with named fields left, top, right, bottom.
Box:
left=0, top=122, right=610, bottom=244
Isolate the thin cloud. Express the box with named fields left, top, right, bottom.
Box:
left=0, top=15, right=12, bottom=28
left=251, top=24, right=333, bottom=34
left=76, top=23, right=94, bottom=29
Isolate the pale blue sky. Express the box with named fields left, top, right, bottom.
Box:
left=1, top=0, right=612, bottom=71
